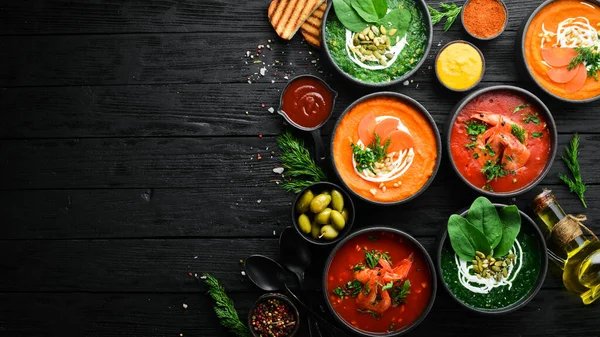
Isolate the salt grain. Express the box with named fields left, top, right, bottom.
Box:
left=257, top=199, right=262, bottom=203
left=183, top=303, right=188, bottom=309
left=273, top=167, right=285, bottom=174
left=268, top=107, right=275, bottom=113
left=259, top=67, right=267, bottom=76
left=241, top=271, right=246, bottom=276
left=403, top=80, right=409, bottom=86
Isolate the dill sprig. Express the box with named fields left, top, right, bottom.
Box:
left=277, top=130, right=327, bottom=193
left=568, top=46, right=600, bottom=80
left=559, top=134, right=587, bottom=208
left=428, top=3, right=462, bottom=31
left=202, top=273, right=251, bottom=337
left=351, top=134, right=391, bottom=174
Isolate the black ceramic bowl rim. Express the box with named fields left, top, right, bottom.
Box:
left=320, top=0, right=433, bottom=87
left=444, top=85, right=558, bottom=198
left=434, top=40, right=486, bottom=92
left=518, top=0, right=600, bottom=103
left=292, top=181, right=356, bottom=246
left=435, top=204, right=549, bottom=315
left=277, top=74, right=339, bottom=131
left=461, top=0, right=509, bottom=41
left=247, top=292, right=301, bottom=337
left=322, top=226, right=437, bottom=337
left=330, top=91, right=442, bottom=205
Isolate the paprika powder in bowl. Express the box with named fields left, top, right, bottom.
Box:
left=278, top=75, right=337, bottom=163
left=461, top=0, right=508, bottom=40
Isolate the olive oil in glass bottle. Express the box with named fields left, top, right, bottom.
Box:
left=532, top=190, right=600, bottom=305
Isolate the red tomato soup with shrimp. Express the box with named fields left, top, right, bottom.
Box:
left=325, top=231, right=432, bottom=334
left=449, top=90, right=553, bottom=193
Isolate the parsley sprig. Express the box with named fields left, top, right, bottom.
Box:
left=568, top=46, right=600, bottom=80
left=390, top=280, right=411, bottom=306
left=277, top=130, right=327, bottom=193
left=511, top=124, right=527, bottom=144
left=559, top=134, right=587, bottom=208
left=481, top=160, right=507, bottom=182
left=352, top=134, right=390, bottom=174
left=428, top=3, right=462, bottom=31
left=364, top=249, right=392, bottom=268
left=202, top=274, right=251, bottom=337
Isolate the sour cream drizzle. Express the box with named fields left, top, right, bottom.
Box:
left=352, top=116, right=415, bottom=182
left=454, top=239, right=524, bottom=294
left=541, top=16, right=600, bottom=49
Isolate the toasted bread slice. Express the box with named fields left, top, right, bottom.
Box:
left=268, top=0, right=325, bottom=40
left=301, top=1, right=326, bottom=47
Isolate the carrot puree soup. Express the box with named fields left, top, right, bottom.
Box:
left=523, top=0, right=600, bottom=101
left=331, top=94, right=440, bottom=204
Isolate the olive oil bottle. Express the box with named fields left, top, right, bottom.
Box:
left=532, top=190, right=600, bottom=305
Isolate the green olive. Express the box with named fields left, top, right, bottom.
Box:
left=296, top=190, right=314, bottom=213
left=330, top=210, right=346, bottom=231
left=341, top=208, right=350, bottom=222
left=319, top=225, right=339, bottom=240
left=297, top=214, right=312, bottom=234
left=310, top=194, right=332, bottom=213
left=311, top=220, right=321, bottom=239
left=331, top=190, right=344, bottom=212
left=315, top=208, right=332, bottom=225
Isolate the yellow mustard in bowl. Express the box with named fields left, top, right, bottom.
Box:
left=435, top=41, right=484, bottom=91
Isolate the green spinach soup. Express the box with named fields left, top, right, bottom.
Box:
left=325, top=0, right=428, bottom=84
left=440, top=228, right=542, bottom=310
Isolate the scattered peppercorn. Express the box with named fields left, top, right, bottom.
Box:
left=250, top=298, right=297, bottom=337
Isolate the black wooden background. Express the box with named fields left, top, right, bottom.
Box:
left=0, top=0, right=599, bottom=336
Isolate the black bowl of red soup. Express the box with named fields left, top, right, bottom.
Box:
left=446, top=85, right=557, bottom=197
left=323, top=227, right=436, bottom=336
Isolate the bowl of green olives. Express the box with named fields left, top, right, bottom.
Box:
left=293, top=181, right=355, bottom=246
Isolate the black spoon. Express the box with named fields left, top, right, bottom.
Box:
left=244, top=255, right=349, bottom=337
left=279, top=227, right=320, bottom=337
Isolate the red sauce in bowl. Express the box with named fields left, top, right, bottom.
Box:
left=280, top=77, right=334, bottom=128
left=325, top=231, right=433, bottom=334
left=449, top=90, right=553, bottom=193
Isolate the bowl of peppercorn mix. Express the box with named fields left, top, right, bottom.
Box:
left=248, top=293, right=300, bottom=337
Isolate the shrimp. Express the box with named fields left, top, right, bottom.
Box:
left=381, top=253, right=414, bottom=283
left=356, top=279, right=392, bottom=314
left=497, top=133, right=530, bottom=170
left=475, top=127, right=503, bottom=166
left=354, top=268, right=379, bottom=284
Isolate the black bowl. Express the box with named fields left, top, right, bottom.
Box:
left=292, top=181, right=355, bottom=246
left=322, top=227, right=437, bottom=336
left=247, top=293, right=300, bottom=337
left=330, top=92, right=442, bottom=205
left=434, top=40, right=485, bottom=92
left=516, top=0, right=600, bottom=103
left=436, top=204, right=548, bottom=314
left=321, top=0, right=433, bottom=87
left=445, top=85, right=558, bottom=198
left=461, top=0, right=508, bottom=41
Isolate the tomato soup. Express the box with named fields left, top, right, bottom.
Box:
left=325, top=231, right=433, bottom=334
left=449, top=90, right=553, bottom=193
left=332, top=96, right=438, bottom=203
left=524, top=0, right=600, bottom=101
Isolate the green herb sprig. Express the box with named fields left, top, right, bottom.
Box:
left=352, top=134, right=391, bottom=174
left=511, top=124, right=527, bottom=144
left=277, top=130, right=327, bottom=193
left=466, top=121, right=487, bottom=136
left=481, top=160, right=507, bottom=182
left=333, top=279, right=364, bottom=298
left=364, top=249, right=392, bottom=268
left=427, top=2, right=462, bottom=31
left=568, top=46, right=600, bottom=80
left=202, top=274, right=251, bottom=337
left=560, top=133, right=587, bottom=208
left=390, top=280, right=411, bottom=306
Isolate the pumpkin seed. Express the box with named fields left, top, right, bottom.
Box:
left=496, top=273, right=501, bottom=282
left=371, top=25, right=379, bottom=35
left=492, top=266, right=501, bottom=272
left=396, top=36, right=400, bottom=43
left=389, top=28, right=397, bottom=36
left=358, top=33, right=366, bottom=40
left=368, top=31, right=375, bottom=40
left=472, top=260, right=478, bottom=266
left=363, top=49, right=373, bottom=55
left=490, top=258, right=496, bottom=264
left=476, top=251, right=485, bottom=259
left=506, top=259, right=512, bottom=266
left=385, top=53, right=393, bottom=60
left=374, top=38, right=380, bottom=46
left=380, top=58, right=387, bottom=66
left=362, top=27, right=371, bottom=36
left=507, top=254, right=515, bottom=259
left=373, top=51, right=382, bottom=58
left=478, top=260, right=483, bottom=272
left=482, top=263, right=489, bottom=269
left=380, top=25, right=387, bottom=35
left=502, top=261, right=507, bottom=267
left=367, top=45, right=377, bottom=51
left=473, top=265, right=480, bottom=273
left=502, top=268, right=508, bottom=277
left=495, top=261, right=503, bottom=267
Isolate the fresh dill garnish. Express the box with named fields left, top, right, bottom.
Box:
left=351, top=134, right=391, bottom=174
left=391, top=280, right=411, bottom=306
left=357, top=309, right=381, bottom=319
left=277, top=130, right=327, bottom=193
left=568, top=46, right=600, bottom=80
left=427, top=3, right=462, bottom=31
left=532, top=132, right=544, bottom=138
left=522, top=112, right=540, bottom=125
left=513, top=104, right=531, bottom=114
left=481, top=160, right=507, bottom=182
left=511, top=124, right=527, bottom=144
left=364, top=249, right=392, bottom=268
left=559, top=133, right=587, bottom=208
left=466, top=121, right=487, bottom=136
left=202, top=274, right=251, bottom=337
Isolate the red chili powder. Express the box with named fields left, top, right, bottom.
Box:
left=463, top=0, right=507, bottom=38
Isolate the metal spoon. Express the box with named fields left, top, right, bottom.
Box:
left=244, top=255, right=349, bottom=337
left=279, top=227, right=320, bottom=337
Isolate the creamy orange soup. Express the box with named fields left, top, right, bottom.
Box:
left=524, top=0, right=600, bottom=101
left=332, top=97, right=438, bottom=203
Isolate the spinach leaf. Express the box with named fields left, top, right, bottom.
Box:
left=448, top=214, right=490, bottom=261
left=372, top=0, right=388, bottom=19
left=351, top=0, right=380, bottom=23
left=378, top=8, right=411, bottom=45
left=332, top=0, right=370, bottom=32
left=494, top=205, right=521, bottom=257
left=465, top=197, right=502, bottom=249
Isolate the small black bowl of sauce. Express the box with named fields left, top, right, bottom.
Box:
left=278, top=75, right=337, bottom=163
